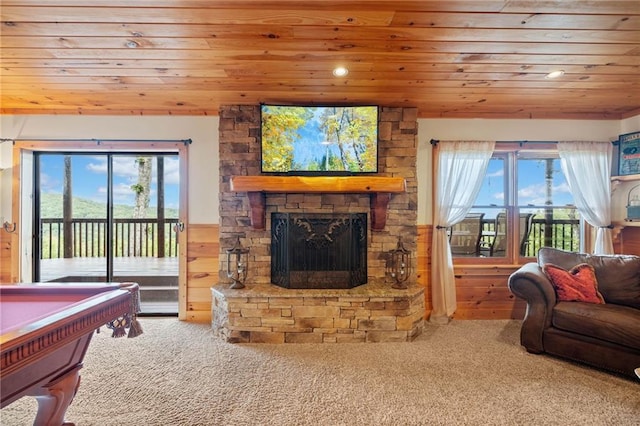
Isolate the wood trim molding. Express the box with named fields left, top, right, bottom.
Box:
left=230, top=176, right=406, bottom=230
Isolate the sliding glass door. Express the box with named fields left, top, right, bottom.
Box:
left=34, top=152, right=180, bottom=314
left=111, top=154, right=180, bottom=313
left=35, top=154, right=108, bottom=282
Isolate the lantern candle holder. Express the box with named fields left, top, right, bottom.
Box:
left=226, top=237, right=249, bottom=289
left=388, top=236, right=411, bottom=289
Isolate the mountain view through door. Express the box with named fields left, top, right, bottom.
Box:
left=35, top=152, right=180, bottom=315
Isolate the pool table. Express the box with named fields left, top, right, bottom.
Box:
left=0, top=283, right=140, bottom=426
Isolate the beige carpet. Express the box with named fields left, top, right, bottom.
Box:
left=2, top=319, right=638, bottom=426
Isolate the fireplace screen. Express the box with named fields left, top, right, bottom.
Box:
left=271, top=213, right=367, bottom=289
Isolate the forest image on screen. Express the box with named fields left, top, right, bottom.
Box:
left=261, top=105, right=378, bottom=174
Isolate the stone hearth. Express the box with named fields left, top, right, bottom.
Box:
left=211, top=282, right=425, bottom=343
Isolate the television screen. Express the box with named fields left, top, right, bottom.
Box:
left=260, top=105, right=378, bottom=174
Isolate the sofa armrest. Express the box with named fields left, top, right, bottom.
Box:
left=508, top=262, right=557, bottom=353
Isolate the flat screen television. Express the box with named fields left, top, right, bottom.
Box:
left=260, top=104, right=379, bottom=175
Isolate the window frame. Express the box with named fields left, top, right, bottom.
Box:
left=453, top=143, right=583, bottom=265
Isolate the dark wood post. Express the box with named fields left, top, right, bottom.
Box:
left=63, top=155, right=73, bottom=258
left=156, top=156, right=165, bottom=257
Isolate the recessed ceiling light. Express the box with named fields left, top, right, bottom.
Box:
left=332, top=67, right=349, bottom=77
left=545, top=70, right=565, bottom=79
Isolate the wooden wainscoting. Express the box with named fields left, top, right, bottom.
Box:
left=185, top=224, right=219, bottom=322
left=417, top=224, right=525, bottom=320
left=452, top=265, right=526, bottom=320
left=416, top=224, right=432, bottom=316
left=0, top=230, right=11, bottom=283
left=615, top=226, right=640, bottom=256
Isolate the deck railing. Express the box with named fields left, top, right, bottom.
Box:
left=526, top=218, right=580, bottom=255
left=478, top=217, right=580, bottom=257
left=40, top=216, right=580, bottom=260
left=40, top=218, right=180, bottom=259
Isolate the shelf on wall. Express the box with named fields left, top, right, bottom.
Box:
left=614, top=219, right=640, bottom=228
left=610, top=174, right=640, bottom=195
left=229, top=175, right=407, bottom=230
left=611, top=174, right=640, bottom=182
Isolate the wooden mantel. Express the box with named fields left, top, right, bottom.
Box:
left=230, top=176, right=406, bottom=230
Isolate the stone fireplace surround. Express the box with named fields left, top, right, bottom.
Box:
left=213, top=105, right=424, bottom=343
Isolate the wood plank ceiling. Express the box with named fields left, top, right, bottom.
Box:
left=1, top=1, right=639, bottom=118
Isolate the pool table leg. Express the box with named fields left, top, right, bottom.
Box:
left=33, top=366, right=81, bottom=426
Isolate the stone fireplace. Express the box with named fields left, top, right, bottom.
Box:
left=212, top=105, right=424, bottom=343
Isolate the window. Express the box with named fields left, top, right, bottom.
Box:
left=454, top=146, right=581, bottom=260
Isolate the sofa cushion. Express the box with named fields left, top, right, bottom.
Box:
left=538, top=247, right=640, bottom=309
left=543, top=263, right=604, bottom=304
left=552, top=302, right=640, bottom=350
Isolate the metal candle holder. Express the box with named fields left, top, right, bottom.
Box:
left=388, top=236, right=411, bottom=289
left=226, top=237, right=249, bottom=289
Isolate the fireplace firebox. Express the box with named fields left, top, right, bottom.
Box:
left=271, top=213, right=367, bottom=289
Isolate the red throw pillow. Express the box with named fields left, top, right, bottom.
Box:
left=543, top=263, right=605, bottom=304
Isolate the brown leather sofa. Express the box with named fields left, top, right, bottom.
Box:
left=508, top=247, right=640, bottom=379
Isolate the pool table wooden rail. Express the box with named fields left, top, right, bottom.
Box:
left=0, top=284, right=137, bottom=426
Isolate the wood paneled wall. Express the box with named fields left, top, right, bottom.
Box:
left=184, top=224, right=219, bottom=322
left=451, top=265, right=526, bottom=320
left=0, top=230, right=11, bottom=283
left=416, top=224, right=432, bottom=315
left=415, top=224, right=526, bottom=321
left=616, top=227, right=640, bottom=256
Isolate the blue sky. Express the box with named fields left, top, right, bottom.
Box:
left=38, top=154, right=180, bottom=209
left=475, top=158, right=574, bottom=216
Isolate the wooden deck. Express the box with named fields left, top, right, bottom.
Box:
left=39, top=257, right=177, bottom=281
left=39, top=257, right=179, bottom=314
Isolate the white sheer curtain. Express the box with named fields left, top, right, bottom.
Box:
left=558, top=141, right=614, bottom=254
left=430, top=141, right=495, bottom=324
